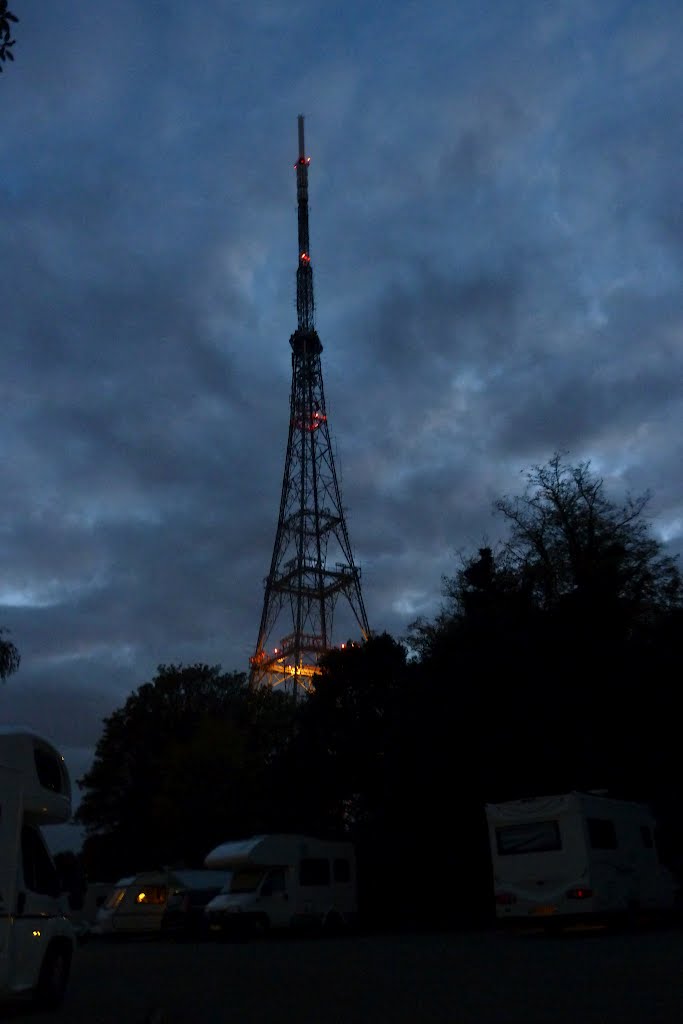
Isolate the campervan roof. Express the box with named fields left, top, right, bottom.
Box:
left=486, top=791, right=655, bottom=822
left=205, top=834, right=310, bottom=869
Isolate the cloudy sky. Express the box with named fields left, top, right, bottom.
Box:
left=1, top=1, right=682, bottom=847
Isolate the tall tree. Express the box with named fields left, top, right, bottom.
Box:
left=410, top=452, right=681, bottom=662
left=406, top=452, right=683, bottom=843
left=494, top=452, right=681, bottom=625
left=267, top=634, right=465, bottom=926
left=269, top=633, right=411, bottom=838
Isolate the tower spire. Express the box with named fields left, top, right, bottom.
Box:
left=295, top=114, right=315, bottom=333
left=249, top=117, right=370, bottom=694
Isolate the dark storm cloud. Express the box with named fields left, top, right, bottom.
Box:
left=1, top=0, right=682, bottom=816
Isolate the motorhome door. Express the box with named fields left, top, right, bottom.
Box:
left=259, top=868, right=290, bottom=927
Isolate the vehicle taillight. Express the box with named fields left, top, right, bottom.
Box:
left=566, top=887, right=593, bottom=900
left=495, top=892, right=517, bottom=905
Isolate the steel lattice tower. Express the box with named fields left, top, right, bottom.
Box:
left=249, top=116, right=370, bottom=693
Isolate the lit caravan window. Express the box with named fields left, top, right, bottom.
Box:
left=300, top=858, right=330, bottom=886
left=495, top=821, right=562, bottom=856
left=587, top=818, right=617, bottom=850
left=135, top=886, right=167, bottom=905
left=33, top=745, right=65, bottom=794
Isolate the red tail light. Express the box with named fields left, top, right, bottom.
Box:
left=495, top=892, right=517, bottom=905
left=566, top=887, right=593, bottom=900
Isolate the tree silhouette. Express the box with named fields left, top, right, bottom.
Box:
left=0, top=2, right=17, bottom=72
left=270, top=632, right=411, bottom=838
left=410, top=452, right=681, bottom=662
left=494, top=452, right=681, bottom=622
left=76, top=663, right=297, bottom=876
left=0, top=628, right=20, bottom=681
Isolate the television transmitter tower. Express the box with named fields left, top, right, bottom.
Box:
left=249, top=116, right=370, bottom=693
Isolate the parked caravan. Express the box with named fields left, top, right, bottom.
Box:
left=93, top=869, right=230, bottom=935
left=486, top=791, right=676, bottom=924
left=0, top=727, right=76, bottom=1009
left=203, top=834, right=357, bottom=935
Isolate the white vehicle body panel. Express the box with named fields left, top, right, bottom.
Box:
left=204, top=834, right=357, bottom=931
left=486, top=792, right=676, bottom=922
left=0, top=727, right=75, bottom=1005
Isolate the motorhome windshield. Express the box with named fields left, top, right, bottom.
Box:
left=230, top=868, right=266, bottom=894
left=496, top=820, right=562, bottom=855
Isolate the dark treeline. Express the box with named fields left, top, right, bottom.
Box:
left=76, top=454, right=683, bottom=927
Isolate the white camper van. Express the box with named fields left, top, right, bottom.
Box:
left=0, top=727, right=76, bottom=1009
left=486, top=791, right=676, bottom=925
left=203, top=834, right=357, bottom=935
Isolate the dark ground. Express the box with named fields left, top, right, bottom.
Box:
left=6, top=922, right=683, bottom=1024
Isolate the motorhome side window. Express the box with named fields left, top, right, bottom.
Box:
left=300, top=858, right=330, bottom=886
left=135, top=886, right=166, bottom=905
left=21, top=825, right=60, bottom=898
left=587, top=818, right=618, bottom=849
left=495, top=821, right=562, bottom=855
left=33, top=745, right=65, bottom=794
left=333, top=858, right=351, bottom=883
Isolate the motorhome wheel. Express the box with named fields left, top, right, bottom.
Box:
left=34, top=944, right=72, bottom=1010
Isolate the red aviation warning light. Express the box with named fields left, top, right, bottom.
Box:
left=300, top=252, right=311, bottom=264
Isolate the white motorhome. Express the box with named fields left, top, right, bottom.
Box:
left=486, top=791, right=676, bottom=924
left=0, top=727, right=76, bottom=1009
left=203, top=834, right=357, bottom=935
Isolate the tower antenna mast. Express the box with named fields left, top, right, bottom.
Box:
left=249, top=116, right=370, bottom=693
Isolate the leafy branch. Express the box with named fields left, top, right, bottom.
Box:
left=0, top=1, right=18, bottom=71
